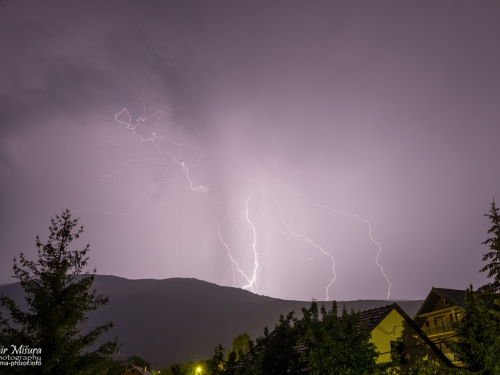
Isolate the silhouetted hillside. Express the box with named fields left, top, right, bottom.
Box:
left=0, top=276, right=423, bottom=368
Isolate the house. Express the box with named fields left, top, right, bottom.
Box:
left=122, top=365, right=153, bottom=375
left=360, top=303, right=453, bottom=369
left=233, top=302, right=453, bottom=373
left=413, top=287, right=466, bottom=365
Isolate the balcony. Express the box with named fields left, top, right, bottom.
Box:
left=421, top=321, right=454, bottom=336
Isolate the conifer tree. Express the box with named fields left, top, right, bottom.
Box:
left=448, top=285, right=500, bottom=373
left=479, top=199, right=500, bottom=293
left=0, top=209, right=118, bottom=374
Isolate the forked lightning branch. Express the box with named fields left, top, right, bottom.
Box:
left=72, top=91, right=393, bottom=300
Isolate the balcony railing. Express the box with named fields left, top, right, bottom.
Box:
left=421, top=321, right=454, bottom=336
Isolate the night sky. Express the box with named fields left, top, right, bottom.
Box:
left=1, top=1, right=499, bottom=302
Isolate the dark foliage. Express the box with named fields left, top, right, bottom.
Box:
left=479, top=199, right=500, bottom=293
left=0, top=209, right=119, bottom=374
left=448, top=285, right=500, bottom=373
left=249, top=311, right=304, bottom=374
left=297, top=301, right=379, bottom=375
left=447, top=201, right=500, bottom=373
left=217, top=301, right=379, bottom=375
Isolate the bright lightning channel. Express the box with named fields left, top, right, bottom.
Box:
left=260, top=195, right=337, bottom=301
left=216, top=197, right=259, bottom=293
left=242, top=196, right=259, bottom=293
left=295, top=191, right=392, bottom=299
left=69, top=88, right=393, bottom=301
left=217, top=199, right=253, bottom=288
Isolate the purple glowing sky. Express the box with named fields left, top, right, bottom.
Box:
left=1, top=1, right=499, bottom=301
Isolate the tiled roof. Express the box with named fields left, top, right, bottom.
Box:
left=233, top=302, right=454, bottom=371
left=363, top=303, right=455, bottom=368
left=130, top=365, right=152, bottom=375
left=432, top=288, right=466, bottom=309
left=358, top=304, right=393, bottom=332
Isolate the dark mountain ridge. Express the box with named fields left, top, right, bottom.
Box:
left=0, top=275, right=423, bottom=368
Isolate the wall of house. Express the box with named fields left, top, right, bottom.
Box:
left=370, top=310, right=450, bottom=368
left=370, top=309, right=405, bottom=363
left=416, top=296, right=462, bottom=363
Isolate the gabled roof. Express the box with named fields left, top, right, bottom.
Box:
left=432, top=288, right=466, bottom=309
left=234, top=303, right=454, bottom=370
left=358, top=304, right=393, bottom=332
left=125, top=365, right=152, bottom=375
left=362, top=303, right=454, bottom=368
left=414, top=287, right=466, bottom=319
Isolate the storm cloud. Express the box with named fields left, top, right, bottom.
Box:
left=1, top=1, right=499, bottom=301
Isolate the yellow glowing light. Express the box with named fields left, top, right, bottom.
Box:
left=196, top=367, right=201, bottom=373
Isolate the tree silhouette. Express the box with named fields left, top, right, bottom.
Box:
left=298, top=301, right=379, bottom=375
left=0, top=209, right=118, bottom=374
left=479, top=199, right=500, bottom=293
left=448, top=285, right=500, bottom=373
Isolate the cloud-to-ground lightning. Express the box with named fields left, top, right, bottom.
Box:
left=260, top=194, right=337, bottom=301
left=217, top=199, right=256, bottom=289
left=295, top=191, right=393, bottom=299
left=69, top=88, right=393, bottom=300
left=242, top=196, right=259, bottom=293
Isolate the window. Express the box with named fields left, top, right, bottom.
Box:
left=391, top=341, right=407, bottom=364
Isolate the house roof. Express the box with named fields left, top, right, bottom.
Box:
left=376, top=303, right=454, bottom=368
left=126, top=365, right=152, bottom=375
left=432, top=288, right=466, bottom=309
left=234, top=303, right=454, bottom=370
left=358, top=304, right=393, bottom=332
left=414, top=287, right=466, bottom=319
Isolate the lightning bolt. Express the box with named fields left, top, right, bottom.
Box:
left=217, top=199, right=250, bottom=287
left=242, top=196, right=259, bottom=293
left=294, top=191, right=392, bottom=299
left=67, top=86, right=393, bottom=301
left=176, top=152, right=209, bottom=193
left=216, top=197, right=259, bottom=293
left=260, top=195, right=337, bottom=301
left=71, top=88, right=209, bottom=216
left=114, top=104, right=209, bottom=194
